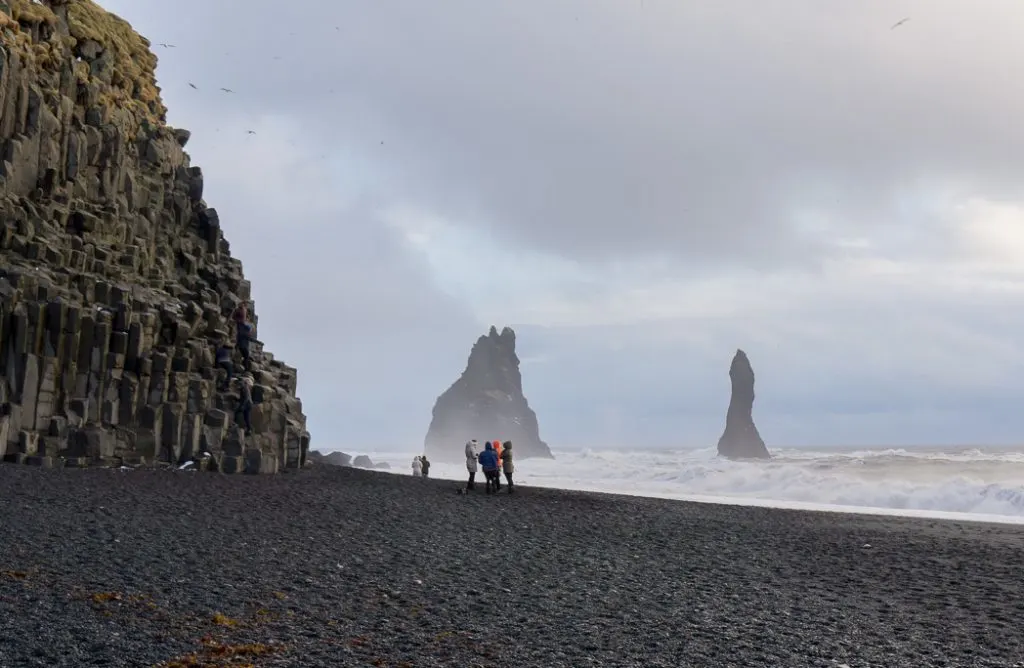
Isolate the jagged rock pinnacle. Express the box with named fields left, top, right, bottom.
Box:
left=424, top=326, right=552, bottom=461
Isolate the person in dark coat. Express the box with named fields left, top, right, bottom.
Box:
left=478, top=442, right=500, bottom=494
left=500, top=441, right=514, bottom=493
left=236, top=321, right=255, bottom=369
left=215, top=340, right=234, bottom=391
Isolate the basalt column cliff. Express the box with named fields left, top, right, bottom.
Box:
left=0, top=0, right=310, bottom=472
left=717, top=349, right=770, bottom=459
left=425, top=326, right=552, bottom=461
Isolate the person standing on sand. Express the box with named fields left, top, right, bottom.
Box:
left=478, top=442, right=500, bottom=494
left=412, top=456, right=422, bottom=477
left=492, top=440, right=503, bottom=490
left=420, top=455, right=430, bottom=478
left=500, top=441, right=514, bottom=493
left=465, top=439, right=479, bottom=491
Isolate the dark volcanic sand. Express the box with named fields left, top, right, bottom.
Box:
left=0, top=466, right=1023, bottom=668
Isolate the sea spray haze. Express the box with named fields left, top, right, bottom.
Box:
left=365, top=446, right=1024, bottom=522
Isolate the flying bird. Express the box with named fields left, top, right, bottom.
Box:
left=219, top=87, right=234, bottom=93
left=188, top=82, right=197, bottom=89
left=246, top=130, right=256, bottom=135
left=157, top=43, right=175, bottom=48
left=891, top=17, right=909, bottom=29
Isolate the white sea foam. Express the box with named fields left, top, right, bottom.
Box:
left=358, top=446, right=1024, bottom=525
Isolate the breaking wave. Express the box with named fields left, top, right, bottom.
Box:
left=368, top=446, right=1024, bottom=523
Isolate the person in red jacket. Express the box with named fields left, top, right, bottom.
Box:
left=492, top=440, right=503, bottom=490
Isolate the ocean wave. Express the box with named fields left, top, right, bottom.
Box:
left=363, top=446, right=1024, bottom=520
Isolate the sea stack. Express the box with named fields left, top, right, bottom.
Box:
left=425, top=326, right=552, bottom=461
left=717, top=349, right=770, bottom=459
left=0, top=0, right=309, bottom=472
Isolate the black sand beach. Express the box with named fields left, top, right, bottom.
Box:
left=0, top=465, right=1022, bottom=667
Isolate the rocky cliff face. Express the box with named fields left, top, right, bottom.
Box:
left=425, top=326, right=552, bottom=461
left=0, top=0, right=310, bottom=472
left=717, top=349, right=769, bottom=459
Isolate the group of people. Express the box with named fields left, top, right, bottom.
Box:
left=411, top=455, right=431, bottom=477
left=213, top=301, right=259, bottom=433
left=465, top=439, right=514, bottom=493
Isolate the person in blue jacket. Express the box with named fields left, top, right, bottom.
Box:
left=477, top=442, right=500, bottom=494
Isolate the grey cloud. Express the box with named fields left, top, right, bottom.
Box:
left=93, top=0, right=1024, bottom=449
left=110, top=0, right=1024, bottom=271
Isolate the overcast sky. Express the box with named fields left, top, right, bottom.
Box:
left=101, top=0, right=1024, bottom=450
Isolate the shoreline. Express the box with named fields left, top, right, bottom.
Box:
left=356, top=461, right=1024, bottom=527
left=1, top=464, right=1022, bottom=666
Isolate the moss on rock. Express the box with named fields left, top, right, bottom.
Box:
left=8, top=0, right=58, bottom=26
left=1, top=0, right=167, bottom=131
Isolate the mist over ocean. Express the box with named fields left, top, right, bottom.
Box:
left=361, top=446, right=1024, bottom=524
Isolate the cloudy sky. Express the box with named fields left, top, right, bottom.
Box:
left=103, top=0, right=1024, bottom=450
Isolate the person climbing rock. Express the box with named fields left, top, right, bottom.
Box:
left=478, top=442, right=500, bottom=494
left=232, top=301, right=248, bottom=328
left=236, top=374, right=254, bottom=433
left=500, top=440, right=514, bottom=493
left=420, top=454, right=430, bottom=478
left=412, top=456, right=422, bottom=477
left=215, top=340, right=234, bottom=391
left=236, top=320, right=255, bottom=369
left=465, top=439, right=479, bottom=491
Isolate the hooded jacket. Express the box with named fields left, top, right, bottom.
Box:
left=478, top=442, right=499, bottom=472
left=464, top=440, right=478, bottom=473
left=500, top=442, right=513, bottom=473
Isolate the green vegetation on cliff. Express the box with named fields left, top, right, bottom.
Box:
left=2, top=0, right=165, bottom=130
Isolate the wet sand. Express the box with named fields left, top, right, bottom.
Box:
left=0, top=464, right=1022, bottom=667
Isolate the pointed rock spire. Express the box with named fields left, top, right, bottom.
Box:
left=717, top=349, right=770, bottom=459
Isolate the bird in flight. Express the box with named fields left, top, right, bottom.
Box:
left=246, top=130, right=256, bottom=135
left=891, top=17, right=909, bottom=29
left=188, top=82, right=197, bottom=89
left=219, top=87, right=234, bottom=93
left=157, top=43, right=175, bottom=48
